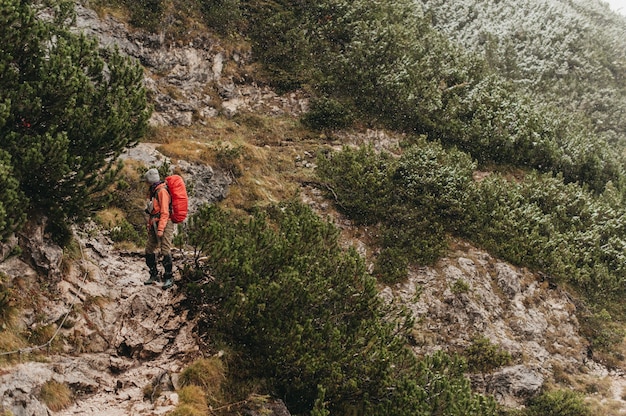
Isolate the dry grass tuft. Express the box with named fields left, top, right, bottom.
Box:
left=95, top=208, right=126, bottom=228
left=171, top=385, right=209, bottom=415
left=0, top=331, right=26, bottom=364
left=60, top=237, right=82, bottom=275
left=39, top=379, right=73, bottom=411
left=27, top=324, right=59, bottom=351
left=179, top=357, right=226, bottom=406
left=587, top=396, right=625, bottom=416
left=157, top=140, right=209, bottom=164
left=169, top=403, right=207, bottom=416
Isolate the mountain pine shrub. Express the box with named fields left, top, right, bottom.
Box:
left=466, top=172, right=626, bottom=299
left=316, top=145, right=394, bottom=225
left=464, top=337, right=512, bottom=373
left=182, top=201, right=496, bottom=414
left=317, top=140, right=475, bottom=282
left=123, top=0, right=164, bottom=30
left=301, top=97, right=355, bottom=131
left=0, top=151, right=25, bottom=241
left=199, top=0, right=244, bottom=36
left=0, top=0, right=149, bottom=243
left=318, top=142, right=626, bottom=304
left=525, top=389, right=591, bottom=416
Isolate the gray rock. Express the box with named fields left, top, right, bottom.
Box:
left=0, top=234, right=18, bottom=262
left=0, top=363, right=54, bottom=416
left=18, top=217, right=63, bottom=279
left=495, top=263, right=522, bottom=298
left=486, top=365, right=544, bottom=406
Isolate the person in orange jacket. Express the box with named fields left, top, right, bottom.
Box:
left=143, top=168, right=175, bottom=289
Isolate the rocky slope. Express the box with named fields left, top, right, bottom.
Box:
left=2, top=3, right=626, bottom=415
left=0, top=233, right=195, bottom=416
left=0, top=141, right=229, bottom=415
left=73, top=5, right=307, bottom=127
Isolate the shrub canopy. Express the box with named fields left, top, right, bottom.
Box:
left=0, top=0, right=149, bottom=241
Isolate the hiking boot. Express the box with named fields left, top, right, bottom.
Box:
left=144, top=253, right=159, bottom=285
left=162, top=276, right=173, bottom=289
left=144, top=274, right=159, bottom=285
left=161, top=254, right=174, bottom=289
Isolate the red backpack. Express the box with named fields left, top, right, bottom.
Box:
left=164, top=175, right=188, bottom=223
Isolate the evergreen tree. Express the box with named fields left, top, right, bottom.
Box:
left=0, top=0, right=149, bottom=241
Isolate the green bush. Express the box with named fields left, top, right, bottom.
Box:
left=391, top=142, right=475, bottom=233
left=464, top=337, right=512, bottom=373
left=182, top=201, right=495, bottom=414
left=108, top=218, right=144, bottom=246
left=123, top=0, right=164, bottom=30
left=369, top=351, right=496, bottom=415
left=244, top=1, right=309, bottom=92
left=318, top=142, right=626, bottom=303
left=0, top=0, right=149, bottom=242
left=451, top=279, right=470, bottom=295
left=316, top=145, right=394, bottom=225
left=526, top=389, right=591, bottom=416
left=0, top=151, right=25, bottom=241
left=318, top=141, right=475, bottom=282
left=465, top=172, right=626, bottom=299
left=200, top=0, right=244, bottom=36
left=373, top=246, right=410, bottom=284
left=301, top=97, right=355, bottom=131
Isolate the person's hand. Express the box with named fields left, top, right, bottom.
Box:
left=157, top=230, right=164, bottom=238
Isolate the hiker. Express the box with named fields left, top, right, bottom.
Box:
left=143, top=168, right=175, bottom=289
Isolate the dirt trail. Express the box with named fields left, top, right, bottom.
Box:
left=57, top=229, right=199, bottom=415
left=1, top=226, right=200, bottom=416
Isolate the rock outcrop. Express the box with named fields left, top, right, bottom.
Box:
left=73, top=5, right=308, bottom=128
left=0, top=220, right=199, bottom=415
left=380, top=240, right=622, bottom=408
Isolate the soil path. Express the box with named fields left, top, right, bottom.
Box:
left=1, top=227, right=199, bottom=416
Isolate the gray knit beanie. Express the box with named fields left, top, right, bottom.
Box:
left=144, top=168, right=160, bottom=184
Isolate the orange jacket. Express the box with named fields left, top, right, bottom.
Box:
left=147, top=182, right=171, bottom=234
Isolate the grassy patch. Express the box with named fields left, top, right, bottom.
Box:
left=39, top=380, right=73, bottom=412
left=60, top=237, right=82, bottom=275
left=170, top=385, right=209, bottom=416
left=179, top=357, right=225, bottom=406
left=152, top=115, right=319, bottom=212
left=0, top=331, right=27, bottom=365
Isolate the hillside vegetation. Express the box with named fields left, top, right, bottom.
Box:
left=3, top=0, right=626, bottom=414
left=0, top=0, right=149, bottom=244
left=419, top=0, right=626, bottom=146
